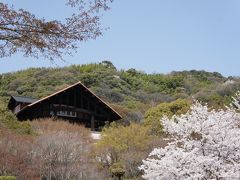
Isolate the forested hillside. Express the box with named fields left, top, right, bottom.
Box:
left=0, top=61, right=239, bottom=117
left=0, top=60, right=239, bottom=134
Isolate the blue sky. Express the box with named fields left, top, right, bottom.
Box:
left=1, top=0, right=240, bottom=76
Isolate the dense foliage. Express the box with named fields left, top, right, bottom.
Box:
left=0, top=100, right=32, bottom=135
left=144, top=99, right=191, bottom=135
left=95, top=123, right=160, bottom=179
left=0, top=61, right=238, bottom=111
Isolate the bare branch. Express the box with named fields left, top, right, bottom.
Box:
left=0, top=0, right=113, bottom=60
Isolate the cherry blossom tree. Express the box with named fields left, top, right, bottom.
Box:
left=140, top=102, right=240, bottom=180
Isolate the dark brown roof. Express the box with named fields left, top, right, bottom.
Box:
left=8, top=95, right=39, bottom=111
left=17, top=82, right=122, bottom=119
left=11, top=95, right=38, bottom=104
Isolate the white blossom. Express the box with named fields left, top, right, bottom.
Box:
left=232, top=91, right=240, bottom=109
left=140, top=101, right=240, bottom=180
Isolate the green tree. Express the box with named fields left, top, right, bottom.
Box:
left=0, top=101, right=32, bottom=135
left=95, top=123, right=152, bottom=179
left=144, top=99, right=191, bottom=135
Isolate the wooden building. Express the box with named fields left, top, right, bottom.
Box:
left=8, top=82, right=122, bottom=131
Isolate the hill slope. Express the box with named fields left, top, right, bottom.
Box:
left=0, top=61, right=239, bottom=123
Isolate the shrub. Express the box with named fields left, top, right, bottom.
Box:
left=0, top=176, right=16, bottom=180
left=0, top=118, right=105, bottom=179
left=95, top=123, right=153, bottom=179
left=31, top=118, right=105, bottom=180
left=0, top=100, right=33, bottom=135
left=144, top=99, right=191, bottom=135
left=0, top=130, right=37, bottom=179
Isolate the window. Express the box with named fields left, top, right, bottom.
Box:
left=56, top=111, right=77, bottom=118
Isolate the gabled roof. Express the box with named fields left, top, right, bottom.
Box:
left=11, top=95, right=38, bottom=104
left=17, top=82, right=122, bottom=119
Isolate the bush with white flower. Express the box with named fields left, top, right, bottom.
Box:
left=140, top=101, right=240, bottom=180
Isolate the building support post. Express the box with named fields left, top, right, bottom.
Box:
left=91, top=115, right=95, bottom=131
